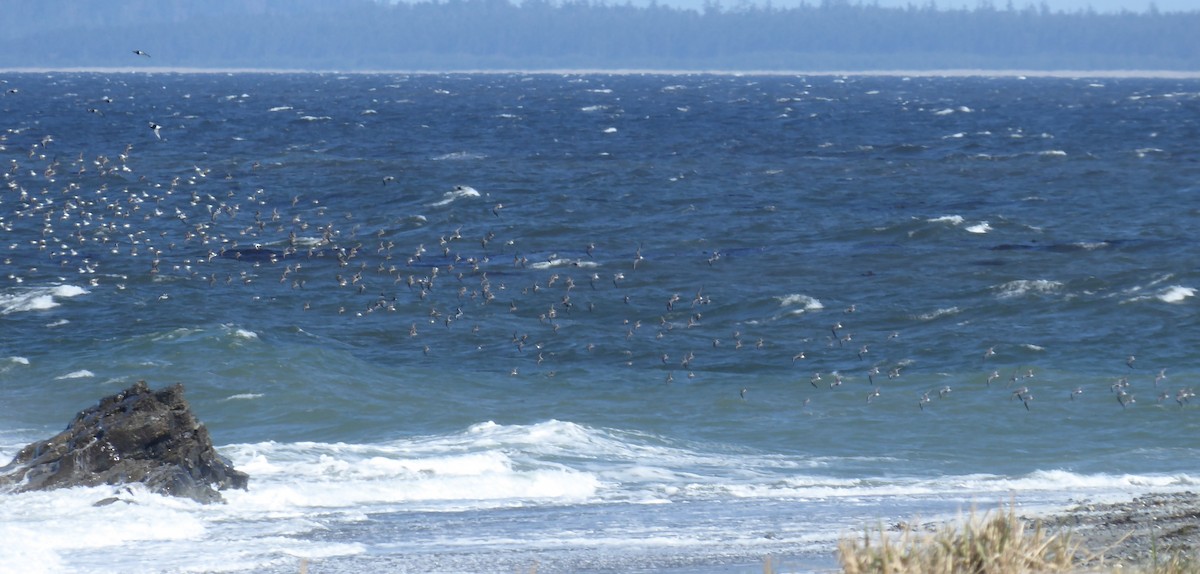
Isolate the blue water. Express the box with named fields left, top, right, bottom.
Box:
left=2, top=71, right=1199, bottom=573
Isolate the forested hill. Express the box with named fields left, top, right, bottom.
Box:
left=1, top=0, right=1197, bottom=71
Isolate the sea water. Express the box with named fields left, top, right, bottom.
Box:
left=1, top=71, right=1199, bottom=573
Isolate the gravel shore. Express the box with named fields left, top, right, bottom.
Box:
left=1038, top=491, right=1200, bottom=569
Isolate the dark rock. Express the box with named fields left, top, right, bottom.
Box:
left=0, top=381, right=248, bottom=503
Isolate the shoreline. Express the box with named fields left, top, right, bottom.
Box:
left=1038, top=491, right=1200, bottom=568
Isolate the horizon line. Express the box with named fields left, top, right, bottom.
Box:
left=3, top=66, right=1200, bottom=79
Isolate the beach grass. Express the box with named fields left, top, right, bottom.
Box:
left=836, top=506, right=1079, bottom=574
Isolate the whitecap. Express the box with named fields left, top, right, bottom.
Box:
left=298, top=115, right=331, bottom=121
left=224, top=393, right=264, bottom=401
left=431, top=151, right=486, bottom=161
left=913, top=307, right=959, bottom=321
left=55, top=369, right=95, bottom=380
left=776, top=294, right=824, bottom=312
left=428, top=185, right=481, bottom=207
left=994, top=279, right=1063, bottom=299
left=52, top=285, right=89, bottom=298
left=0, top=284, right=88, bottom=315
left=1158, top=286, right=1195, bottom=304
left=8, top=357, right=30, bottom=365
left=580, top=105, right=608, bottom=112
left=965, top=221, right=992, bottom=234
left=1038, top=150, right=1067, bottom=157
left=927, top=215, right=963, bottom=225
left=267, top=106, right=293, bottom=112
left=602, top=127, right=618, bottom=133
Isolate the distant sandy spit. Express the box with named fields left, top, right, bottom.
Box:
left=1, top=66, right=1200, bottom=79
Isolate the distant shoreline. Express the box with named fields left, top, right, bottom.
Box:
left=3, top=67, right=1200, bottom=79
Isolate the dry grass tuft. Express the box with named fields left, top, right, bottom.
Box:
left=837, top=506, right=1080, bottom=574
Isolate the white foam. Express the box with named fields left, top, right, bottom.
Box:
left=0, top=421, right=1195, bottom=572
left=431, top=151, right=486, bottom=161
left=994, top=279, right=1063, bottom=299
left=0, top=484, right=363, bottom=574
left=267, top=105, right=293, bottom=112
left=964, top=221, right=992, bottom=234
left=0, top=284, right=89, bottom=315
left=776, top=294, right=824, bottom=313
left=927, top=215, right=963, bottom=225
left=7, top=357, right=29, bottom=365
left=428, top=185, right=480, bottom=207
left=1157, top=285, right=1195, bottom=303
left=55, top=369, right=95, bottom=380
left=913, top=307, right=959, bottom=321
left=223, top=393, right=264, bottom=401
left=225, top=325, right=259, bottom=341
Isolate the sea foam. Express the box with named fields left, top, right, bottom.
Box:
left=0, top=284, right=89, bottom=315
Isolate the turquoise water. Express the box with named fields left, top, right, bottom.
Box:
left=1, top=72, right=1199, bottom=573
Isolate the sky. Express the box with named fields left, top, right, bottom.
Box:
left=661, top=0, right=1193, bottom=12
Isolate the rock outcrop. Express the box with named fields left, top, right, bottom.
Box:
left=0, top=381, right=248, bottom=503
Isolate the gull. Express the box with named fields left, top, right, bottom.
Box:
left=918, top=392, right=932, bottom=411
left=791, top=351, right=806, bottom=365
left=1155, top=369, right=1167, bottom=387
left=148, top=122, right=162, bottom=140
left=867, top=388, right=881, bottom=403
left=986, top=370, right=1000, bottom=386
left=133, top=50, right=151, bottom=57
left=983, top=346, right=995, bottom=362
left=1126, top=355, right=1136, bottom=369
left=1071, top=386, right=1084, bottom=400
left=1117, top=391, right=1135, bottom=409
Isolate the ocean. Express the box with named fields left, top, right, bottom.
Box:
left=1, top=70, right=1198, bottom=573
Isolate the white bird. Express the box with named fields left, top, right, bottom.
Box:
left=133, top=50, right=150, bottom=57
left=148, top=122, right=162, bottom=140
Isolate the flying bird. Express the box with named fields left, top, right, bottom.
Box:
left=133, top=50, right=151, bottom=57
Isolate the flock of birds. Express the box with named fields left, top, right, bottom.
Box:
left=1, top=60, right=1195, bottom=416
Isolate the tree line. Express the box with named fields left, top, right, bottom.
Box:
left=0, top=0, right=1196, bottom=70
